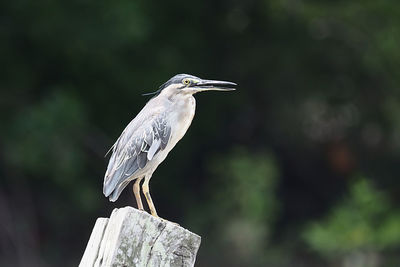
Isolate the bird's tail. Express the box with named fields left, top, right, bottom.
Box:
left=104, top=178, right=131, bottom=202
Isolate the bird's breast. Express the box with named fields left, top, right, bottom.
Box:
left=167, top=96, right=196, bottom=148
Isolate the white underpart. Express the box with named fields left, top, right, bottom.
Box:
left=147, top=138, right=161, bottom=160
left=164, top=96, right=196, bottom=153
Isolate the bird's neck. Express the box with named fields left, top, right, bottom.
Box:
left=172, top=94, right=196, bottom=115
left=155, top=90, right=197, bottom=122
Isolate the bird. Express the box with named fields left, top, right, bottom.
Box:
left=103, top=74, right=236, bottom=217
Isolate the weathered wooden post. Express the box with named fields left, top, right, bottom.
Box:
left=79, top=206, right=201, bottom=267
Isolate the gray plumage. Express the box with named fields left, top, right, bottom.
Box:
left=103, top=74, right=236, bottom=216
left=103, top=114, right=171, bottom=198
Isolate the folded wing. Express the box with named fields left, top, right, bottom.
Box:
left=103, top=114, right=171, bottom=199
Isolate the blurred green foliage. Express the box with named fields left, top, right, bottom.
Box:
left=6, top=90, right=86, bottom=179
left=304, top=178, right=400, bottom=263
left=1, top=0, right=400, bottom=266
left=187, top=148, right=278, bottom=266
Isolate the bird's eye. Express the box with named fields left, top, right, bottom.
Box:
left=182, top=79, right=191, bottom=85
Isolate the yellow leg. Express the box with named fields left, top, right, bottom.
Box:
left=142, top=177, right=158, bottom=217
left=133, top=177, right=144, bottom=210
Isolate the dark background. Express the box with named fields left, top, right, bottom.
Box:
left=1, top=0, right=400, bottom=266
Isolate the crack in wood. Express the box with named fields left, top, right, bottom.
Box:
left=145, top=221, right=167, bottom=267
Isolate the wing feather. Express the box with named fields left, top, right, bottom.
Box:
left=103, top=113, right=171, bottom=198
left=147, top=138, right=161, bottom=160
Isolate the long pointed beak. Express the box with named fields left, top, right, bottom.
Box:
left=192, top=79, right=237, bottom=92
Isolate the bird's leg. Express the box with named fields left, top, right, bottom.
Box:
left=142, top=177, right=158, bottom=217
left=133, top=177, right=144, bottom=210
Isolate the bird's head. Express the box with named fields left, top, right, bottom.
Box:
left=145, top=74, right=236, bottom=97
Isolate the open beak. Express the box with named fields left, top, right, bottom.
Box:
left=192, top=79, right=237, bottom=92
